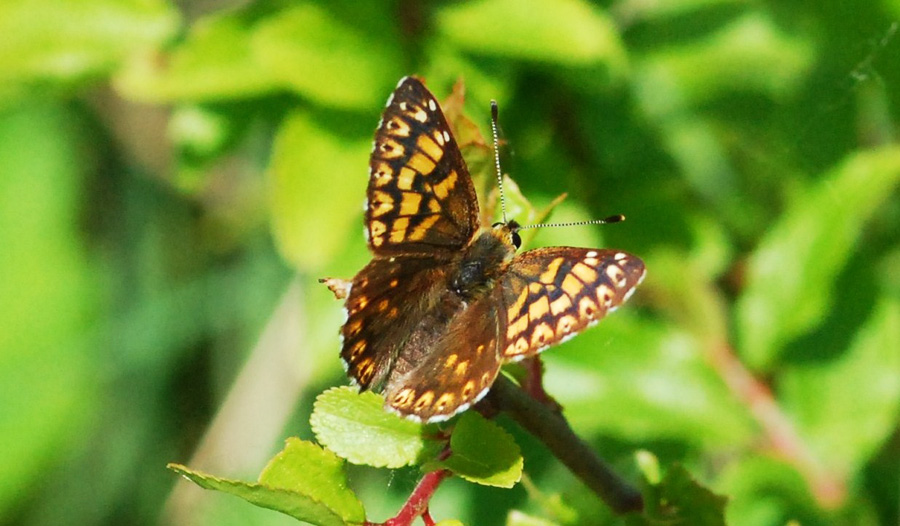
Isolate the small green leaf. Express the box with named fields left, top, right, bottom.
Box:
left=436, top=0, right=627, bottom=73
left=642, top=462, right=727, bottom=526
left=781, top=297, right=900, bottom=476
left=507, top=510, right=561, bottom=526
left=259, top=438, right=365, bottom=523
left=268, top=110, right=370, bottom=271
left=169, top=438, right=365, bottom=526
left=310, top=387, right=440, bottom=468
left=635, top=450, right=662, bottom=485
left=436, top=412, right=523, bottom=488
left=251, top=4, right=402, bottom=109
left=736, top=147, right=900, bottom=369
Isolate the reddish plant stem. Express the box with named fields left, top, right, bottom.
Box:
left=376, top=470, right=452, bottom=526
left=708, top=343, right=845, bottom=506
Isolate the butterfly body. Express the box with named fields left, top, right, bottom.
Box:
left=338, top=77, right=645, bottom=422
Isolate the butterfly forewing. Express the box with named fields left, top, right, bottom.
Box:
left=367, top=77, right=479, bottom=256
left=499, top=248, right=646, bottom=360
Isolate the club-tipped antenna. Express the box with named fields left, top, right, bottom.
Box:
left=490, top=100, right=507, bottom=223
left=518, top=214, right=626, bottom=230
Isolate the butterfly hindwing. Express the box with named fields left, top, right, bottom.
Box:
left=367, top=77, right=480, bottom=256
left=383, top=297, right=503, bottom=422
left=499, top=248, right=646, bottom=360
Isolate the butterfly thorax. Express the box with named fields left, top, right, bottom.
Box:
left=450, top=222, right=519, bottom=299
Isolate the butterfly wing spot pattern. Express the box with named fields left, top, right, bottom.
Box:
left=329, top=76, right=645, bottom=423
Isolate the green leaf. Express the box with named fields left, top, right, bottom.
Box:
left=507, top=510, right=561, bottom=526
left=718, top=456, right=822, bottom=526
left=169, top=439, right=364, bottom=525
left=310, top=387, right=440, bottom=468
left=169, top=455, right=363, bottom=526
left=258, top=438, right=365, bottom=522
left=635, top=13, right=814, bottom=113
left=268, top=110, right=371, bottom=271
left=635, top=450, right=662, bottom=485
left=252, top=4, right=403, bottom=110
left=116, top=9, right=280, bottom=102
left=436, top=0, right=627, bottom=73
left=642, top=461, right=727, bottom=526
left=621, top=0, right=749, bottom=22
left=781, top=297, right=900, bottom=476
left=543, top=316, right=756, bottom=449
left=0, top=0, right=178, bottom=105
left=0, top=104, right=100, bottom=516
left=435, top=412, right=523, bottom=488
left=736, top=147, right=900, bottom=369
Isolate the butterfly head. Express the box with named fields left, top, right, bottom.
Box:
left=491, top=219, right=522, bottom=250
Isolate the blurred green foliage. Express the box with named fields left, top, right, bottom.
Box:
left=0, top=0, right=898, bottom=525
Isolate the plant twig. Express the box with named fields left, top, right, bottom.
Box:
left=376, top=469, right=452, bottom=526
left=708, top=343, right=845, bottom=506
left=486, top=375, right=644, bottom=514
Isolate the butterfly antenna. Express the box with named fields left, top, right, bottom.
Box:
left=490, top=100, right=508, bottom=223
left=518, top=214, right=626, bottom=230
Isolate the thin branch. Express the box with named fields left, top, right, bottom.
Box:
left=162, top=278, right=311, bottom=524
left=486, top=375, right=644, bottom=514
left=708, top=343, right=845, bottom=506
left=378, top=470, right=452, bottom=526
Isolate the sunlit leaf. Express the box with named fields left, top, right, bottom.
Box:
left=618, top=0, right=749, bottom=23
left=543, top=315, right=756, bottom=448
left=0, top=105, right=100, bottom=516
left=435, top=412, right=523, bottom=488
left=436, top=0, right=627, bottom=73
left=736, top=147, right=900, bottom=369
left=0, top=0, right=178, bottom=105
left=781, top=297, right=900, bottom=476
left=259, top=438, right=365, bottom=522
left=269, top=110, right=370, bottom=271
left=252, top=4, right=403, bottom=109
left=169, top=439, right=366, bottom=526
left=635, top=13, right=814, bottom=111
left=310, top=387, right=441, bottom=468
left=116, top=9, right=279, bottom=102
left=507, top=510, right=561, bottom=526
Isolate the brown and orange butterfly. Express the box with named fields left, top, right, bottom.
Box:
left=336, top=76, right=645, bottom=422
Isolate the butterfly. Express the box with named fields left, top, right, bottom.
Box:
left=334, top=76, right=645, bottom=422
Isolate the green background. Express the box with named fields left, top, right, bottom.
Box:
left=1, top=0, right=898, bottom=524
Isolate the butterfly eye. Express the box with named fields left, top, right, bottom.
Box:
left=511, top=231, right=522, bottom=249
